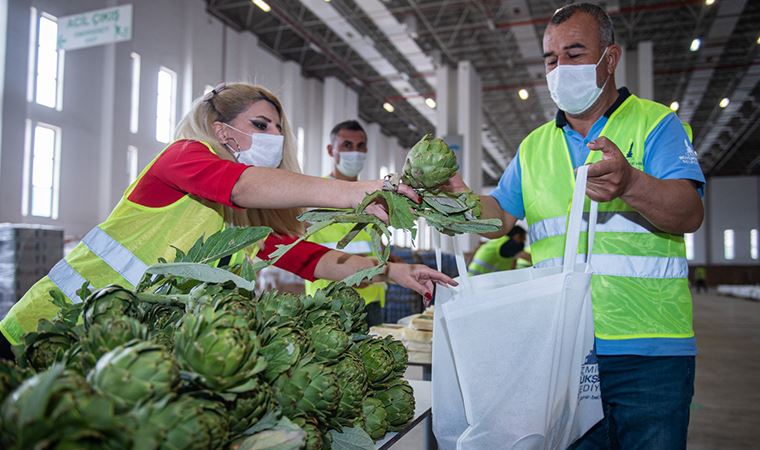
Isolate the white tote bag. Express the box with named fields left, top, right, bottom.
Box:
left=432, top=165, right=603, bottom=450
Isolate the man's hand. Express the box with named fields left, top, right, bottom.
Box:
left=586, top=137, right=636, bottom=202
left=440, top=172, right=471, bottom=193
left=385, top=262, right=458, bottom=305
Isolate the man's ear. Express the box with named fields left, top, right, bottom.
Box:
left=606, top=44, right=622, bottom=76
left=327, top=144, right=334, bottom=157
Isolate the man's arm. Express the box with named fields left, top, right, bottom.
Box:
left=586, top=137, right=704, bottom=234
left=479, top=195, right=517, bottom=239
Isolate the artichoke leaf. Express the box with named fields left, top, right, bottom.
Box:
left=144, top=263, right=255, bottom=291
left=329, top=427, right=375, bottom=450
left=341, top=264, right=385, bottom=288
left=175, top=226, right=272, bottom=264
left=234, top=417, right=305, bottom=450
left=421, top=194, right=469, bottom=215
left=337, top=222, right=369, bottom=250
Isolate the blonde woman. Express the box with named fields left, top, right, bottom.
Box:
left=0, top=82, right=455, bottom=350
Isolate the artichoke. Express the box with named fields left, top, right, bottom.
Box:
left=0, top=360, right=31, bottom=404
left=13, top=319, right=78, bottom=372
left=355, top=396, right=389, bottom=440
left=274, top=358, right=341, bottom=423
left=132, top=394, right=229, bottom=450
left=372, top=379, right=415, bottom=429
left=83, top=285, right=140, bottom=330
left=354, top=337, right=395, bottom=386
left=307, top=322, right=351, bottom=362
left=259, top=325, right=308, bottom=383
left=2, top=364, right=128, bottom=449
left=228, top=382, right=273, bottom=438
left=324, top=282, right=369, bottom=334
left=139, top=301, right=185, bottom=350
left=88, top=340, right=179, bottom=411
left=255, top=290, right=304, bottom=327
left=174, top=302, right=266, bottom=394
left=333, top=352, right=368, bottom=425
left=292, top=416, right=326, bottom=450
left=78, top=316, right=148, bottom=371
left=402, top=134, right=458, bottom=189
left=384, top=336, right=409, bottom=378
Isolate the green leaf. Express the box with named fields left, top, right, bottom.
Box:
left=240, top=256, right=257, bottom=283
left=242, top=410, right=281, bottom=435
left=341, top=264, right=385, bottom=288
left=235, top=417, right=305, bottom=450
left=174, top=226, right=272, bottom=264
left=337, top=223, right=369, bottom=250
left=329, top=426, right=375, bottom=450
left=144, top=262, right=255, bottom=291
left=422, top=194, right=469, bottom=214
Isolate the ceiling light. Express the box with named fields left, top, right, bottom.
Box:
left=383, top=102, right=395, bottom=113
left=670, top=101, right=679, bottom=111
left=425, top=97, right=437, bottom=109
left=719, top=97, right=730, bottom=108
left=518, top=89, right=529, bottom=100
left=690, top=38, right=701, bottom=52
left=252, top=0, right=271, bottom=12
left=757, top=35, right=760, bottom=45
left=705, top=0, right=715, bottom=5
left=324, top=0, right=331, bottom=2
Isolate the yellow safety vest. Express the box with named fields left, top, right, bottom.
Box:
left=520, top=94, right=694, bottom=345
left=0, top=141, right=225, bottom=344
left=467, top=236, right=516, bottom=275
left=304, top=221, right=386, bottom=306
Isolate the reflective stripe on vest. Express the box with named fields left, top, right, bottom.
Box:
left=534, top=254, right=687, bottom=279
left=48, top=259, right=88, bottom=304
left=82, top=226, right=148, bottom=286
left=469, top=258, right=499, bottom=274
left=318, top=240, right=372, bottom=254
left=530, top=211, right=661, bottom=245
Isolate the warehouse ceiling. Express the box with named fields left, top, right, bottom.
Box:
left=207, top=0, right=760, bottom=184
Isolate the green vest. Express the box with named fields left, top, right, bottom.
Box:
left=304, top=222, right=386, bottom=306
left=520, top=94, right=694, bottom=342
left=468, top=236, right=516, bottom=275
left=1, top=141, right=225, bottom=344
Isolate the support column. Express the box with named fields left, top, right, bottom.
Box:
left=435, top=65, right=457, bottom=136
left=364, top=122, right=383, bottom=179
left=637, top=41, right=653, bottom=100
left=321, top=77, right=343, bottom=176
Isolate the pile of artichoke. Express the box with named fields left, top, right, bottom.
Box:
left=1, top=232, right=415, bottom=450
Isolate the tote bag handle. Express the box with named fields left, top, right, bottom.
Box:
left=563, top=165, right=598, bottom=273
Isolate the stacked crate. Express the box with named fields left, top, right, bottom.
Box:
left=0, top=224, right=64, bottom=316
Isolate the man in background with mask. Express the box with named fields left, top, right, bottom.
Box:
left=305, top=120, right=388, bottom=326
left=467, top=225, right=531, bottom=275
left=447, top=3, right=705, bottom=448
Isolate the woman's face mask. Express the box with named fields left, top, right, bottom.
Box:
left=223, top=123, right=284, bottom=168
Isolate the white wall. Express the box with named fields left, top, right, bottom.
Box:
left=704, top=176, right=760, bottom=265
left=0, top=0, right=402, bottom=239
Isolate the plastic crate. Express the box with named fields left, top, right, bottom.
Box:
left=384, top=284, right=422, bottom=324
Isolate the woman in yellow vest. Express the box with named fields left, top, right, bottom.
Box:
left=0, top=82, right=455, bottom=350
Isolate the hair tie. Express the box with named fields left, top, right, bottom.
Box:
left=202, top=82, right=227, bottom=102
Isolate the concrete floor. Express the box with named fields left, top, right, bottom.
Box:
left=394, top=292, right=760, bottom=449
left=688, top=292, right=760, bottom=450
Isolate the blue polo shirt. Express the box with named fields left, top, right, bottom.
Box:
left=491, top=88, right=706, bottom=357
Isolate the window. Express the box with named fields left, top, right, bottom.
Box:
left=723, top=229, right=735, bottom=260
left=155, top=67, right=177, bottom=143
left=28, top=9, right=64, bottom=109
left=130, top=52, right=141, bottom=133
left=23, top=122, right=61, bottom=218
left=685, top=233, right=694, bottom=260
left=127, top=146, right=138, bottom=184
left=297, top=127, right=305, bottom=169
left=751, top=229, right=758, bottom=260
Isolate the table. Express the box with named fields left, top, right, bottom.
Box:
left=376, top=379, right=435, bottom=450
left=407, top=361, right=432, bottom=381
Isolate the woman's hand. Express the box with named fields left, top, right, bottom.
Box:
left=347, top=180, right=421, bottom=223
left=384, top=262, right=458, bottom=305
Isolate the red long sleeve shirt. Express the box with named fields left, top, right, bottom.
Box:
left=127, top=140, right=330, bottom=280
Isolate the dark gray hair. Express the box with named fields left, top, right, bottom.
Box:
left=329, top=120, right=366, bottom=144
left=550, top=3, right=615, bottom=48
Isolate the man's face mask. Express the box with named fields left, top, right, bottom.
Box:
left=224, top=123, right=284, bottom=168
left=337, top=151, right=367, bottom=177
left=546, top=47, right=610, bottom=115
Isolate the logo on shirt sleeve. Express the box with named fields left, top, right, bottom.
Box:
left=679, top=139, right=699, bottom=165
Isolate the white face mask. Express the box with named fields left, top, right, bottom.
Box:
left=224, top=123, right=284, bottom=168
left=547, top=47, right=610, bottom=115
left=336, top=151, right=367, bottom=178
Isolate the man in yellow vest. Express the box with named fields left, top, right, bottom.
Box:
left=467, top=226, right=531, bottom=275
left=448, top=4, right=705, bottom=448
left=305, top=120, right=387, bottom=326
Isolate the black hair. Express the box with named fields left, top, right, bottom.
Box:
left=330, top=120, right=366, bottom=144
left=550, top=3, right=615, bottom=48
left=508, top=225, right=527, bottom=238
